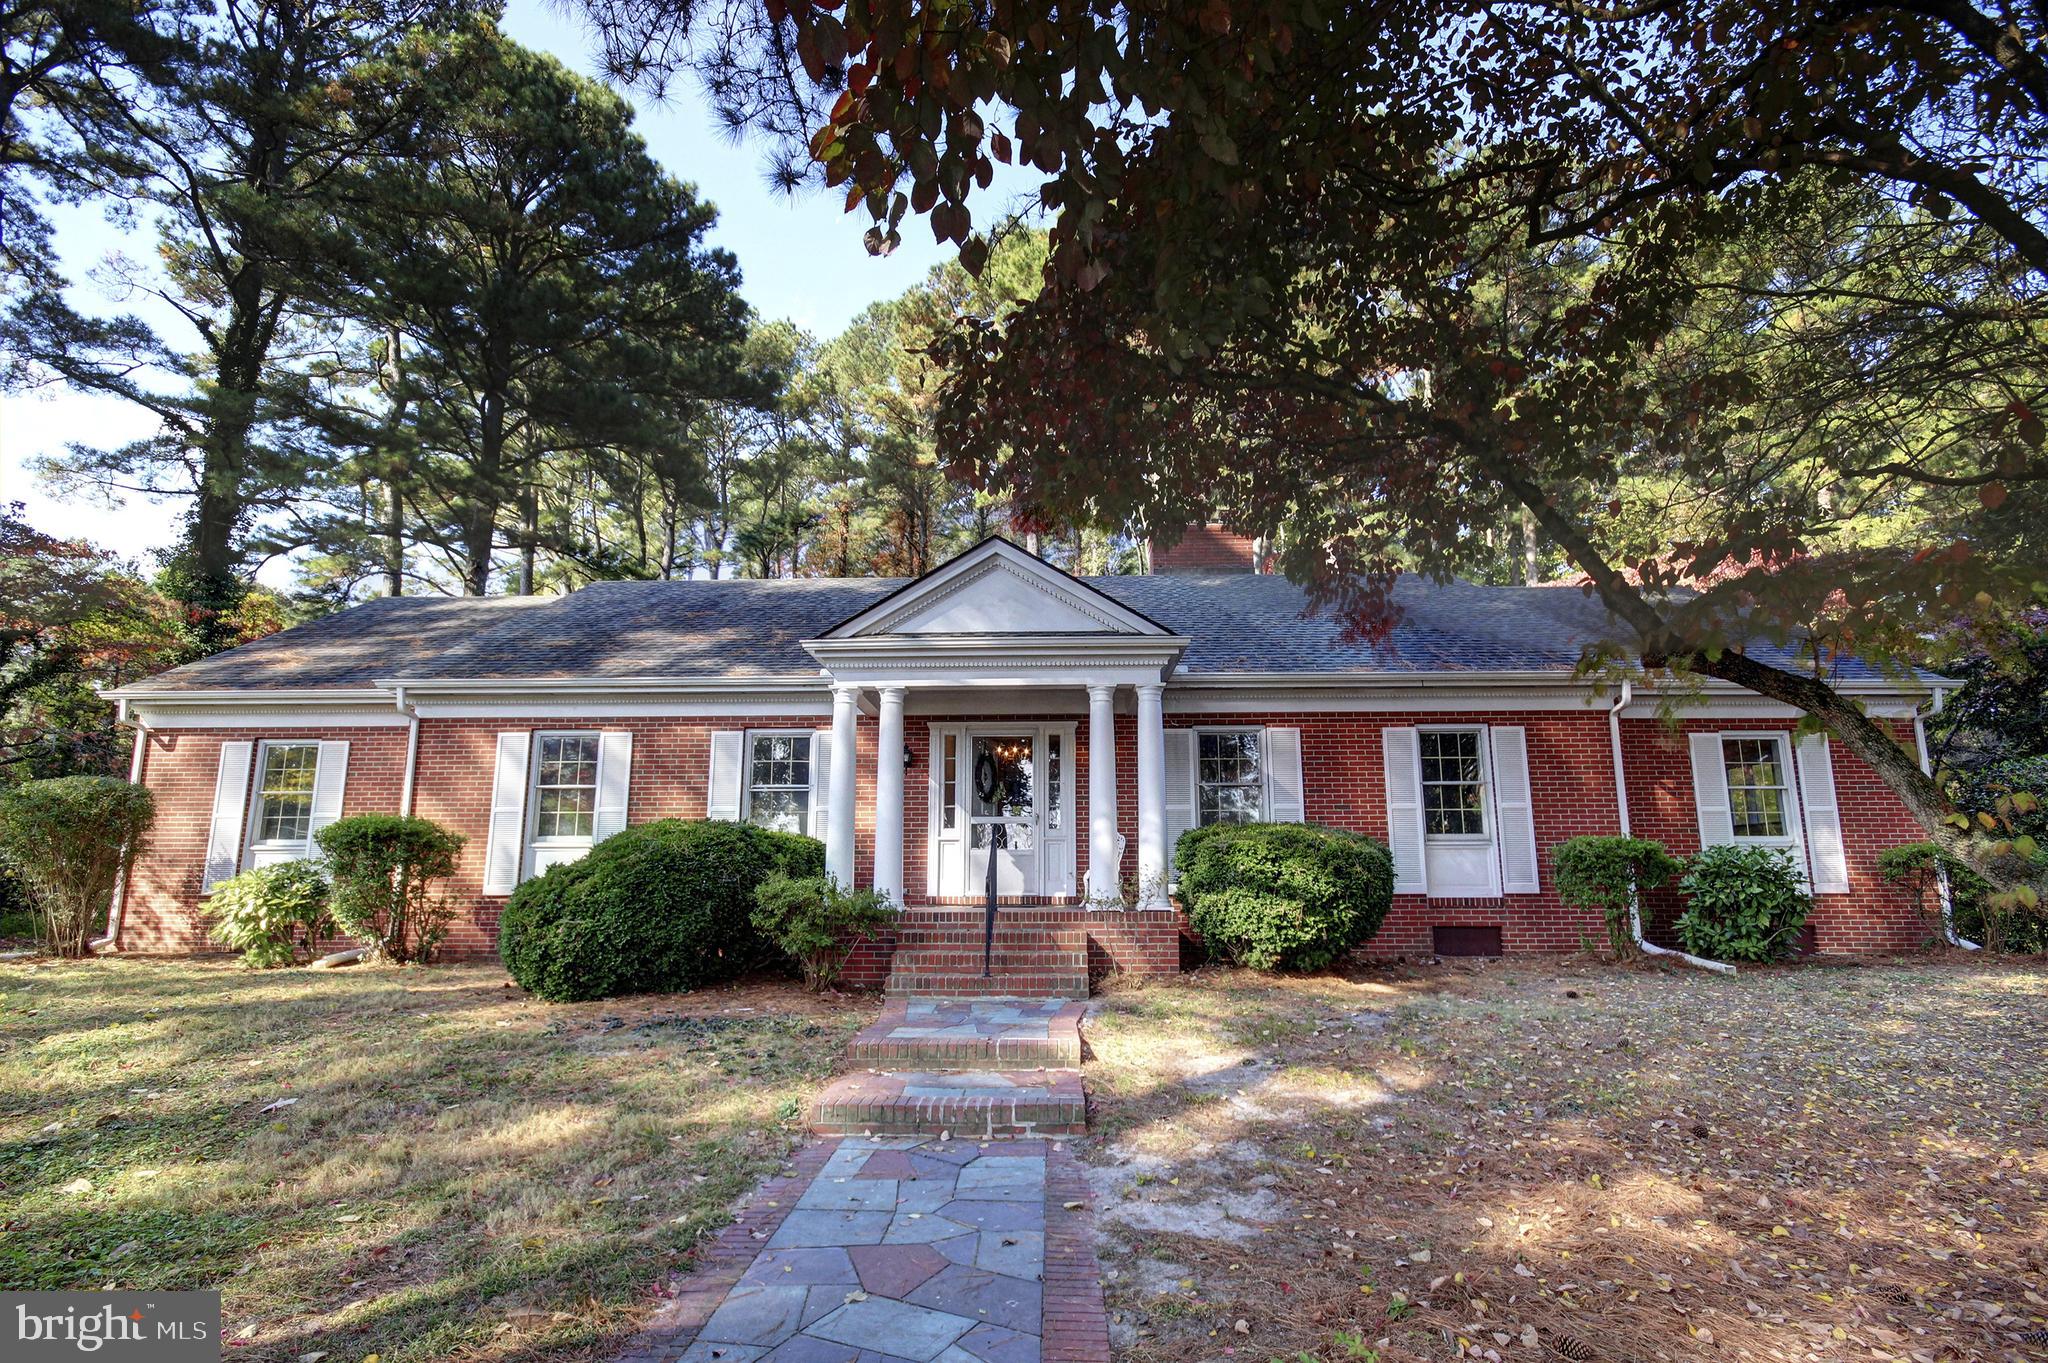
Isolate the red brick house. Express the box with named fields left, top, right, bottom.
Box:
left=106, top=535, right=1944, bottom=983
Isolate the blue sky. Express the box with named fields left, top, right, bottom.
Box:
left=0, top=0, right=1036, bottom=573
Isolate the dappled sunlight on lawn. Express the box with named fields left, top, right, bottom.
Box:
left=0, top=956, right=876, bottom=1362
left=1083, top=957, right=2048, bottom=1363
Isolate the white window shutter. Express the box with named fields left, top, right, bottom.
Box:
left=1688, top=732, right=1736, bottom=848
left=305, top=740, right=350, bottom=858
left=706, top=730, right=744, bottom=821
left=203, top=741, right=254, bottom=891
left=807, top=729, right=832, bottom=839
left=593, top=731, right=633, bottom=843
left=1796, top=734, right=1849, bottom=893
left=1162, top=728, right=1197, bottom=881
left=1488, top=726, right=1541, bottom=894
left=1381, top=727, right=1427, bottom=894
left=1263, top=727, right=1305, bottom=823
left=482, top=732, right=531, bottom=895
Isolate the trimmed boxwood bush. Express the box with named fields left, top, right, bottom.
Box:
left=1551, top=834, right=1684, bottom=959
left=1175, top=821, right=1394, bottom=971
left=500, top=819, right=825, bottom=1002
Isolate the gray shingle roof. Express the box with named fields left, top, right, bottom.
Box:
left=124, top=571, right=1900, bottom=692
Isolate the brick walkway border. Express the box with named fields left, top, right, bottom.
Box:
left=1044, top=1142, right=1112, bottom=1363
left=607, top=1135, right=1113, bottom=1363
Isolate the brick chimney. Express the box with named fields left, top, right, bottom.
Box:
left=1147, top=523, right=1266, bottom=574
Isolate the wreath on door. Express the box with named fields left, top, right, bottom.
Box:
left=973, top=750, right=1001, bottom=804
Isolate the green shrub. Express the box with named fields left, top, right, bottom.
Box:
left=1551, top=835, right=1684, bottom=959
left=1879, top=840, right=2047, bottom=953
left=752, top=874, right=897, bottom=991
left=0, top=776, right=155, bottom=957
left=1675, top=843, right=1812, bottom=962
left=314, top=814, right=465, bottom=964
left=1175, top=822, right=1394, bottom=971
left=499, top=819, right=824, bottom=1002
left=205, top=861, right=332, bottom=967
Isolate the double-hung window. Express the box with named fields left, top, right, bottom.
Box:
left=247, top=742, right=319, bottom=858
left=1197, top=729, right=1264, bottom=825
left=1722, top=736, right=1793, bottom=842
left=530, top=734, right=600, bottom=843
left=1418, top=729, right=1488, bottom=838
left=746, top=732, right=813, bottom=833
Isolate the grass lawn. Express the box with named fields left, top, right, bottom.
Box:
left=1084, top=956, right=2048, bottom=1363
left=0, top=956, right=875, bottom=1362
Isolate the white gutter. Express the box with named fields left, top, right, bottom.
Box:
left=396, top=684, right=421, bottom=817
left=1914, top=689, right=1978, bottom=950
left=1607, top=681, right=1736, bottom=974
left=92, top=703, right=150, bottom=953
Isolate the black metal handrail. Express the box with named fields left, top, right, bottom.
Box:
left=981, top=832, right=999, bottom=977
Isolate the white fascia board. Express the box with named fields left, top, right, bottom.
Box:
left=804, top=634, right=1190, bottom=687
left=105, top=686, right=395, bottom=704
left=377, top=675, right=824, bottom=695
left=126, top=705, right=413, bottom=729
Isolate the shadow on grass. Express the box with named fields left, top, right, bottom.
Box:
left=0, top=958, right=876, bottom=1363
left=1078, top=957, right=2048, bottom=1363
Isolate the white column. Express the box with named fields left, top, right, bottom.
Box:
left=873, top=686, right=906, bottom=903
left=1135, top=682, right=1169, bottom=908
left=827, top=684, right=861, bottom=888
left=1087, top=684, right=1120, bottom=905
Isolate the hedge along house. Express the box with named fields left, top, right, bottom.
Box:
left=106, top=533, right=1946, bottom=990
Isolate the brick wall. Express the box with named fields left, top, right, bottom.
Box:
left=119, top=706, right=1933, bottom=964
left=1621, top=716, right=1932, bottom=953
left=1145, top=710, right=1623, bottom=954
left=120, top=725, right=410, bottom=952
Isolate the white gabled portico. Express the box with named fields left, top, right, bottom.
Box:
left=803, top=538, right=1190, bottom=907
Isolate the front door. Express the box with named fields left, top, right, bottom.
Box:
left=968, top=734, right=1037, bottom=896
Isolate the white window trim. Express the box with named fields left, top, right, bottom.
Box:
left=244, top=739, right=320, bottom=863
left=1718, top=730, right=1804, bottom=851
left=740, top=728, right=817, bottom=833
left=1418, top=724, right=1495, bottom=846
left=1193, top=724, right=1266, bottom=826
left=527, top=730, right=602, bottom=853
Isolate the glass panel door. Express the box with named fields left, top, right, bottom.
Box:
left=968, top=734, right=1037, bottom=896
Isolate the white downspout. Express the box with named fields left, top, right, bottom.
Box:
left=1914, top=689, right=1978, bottom=950
left=397, top=685, right=420, bottom=817
left=92, top=701, right=149, bottom=953
left=1608, top=681, right=1736, bottom=974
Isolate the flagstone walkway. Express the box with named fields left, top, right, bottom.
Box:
left=613, top=1000, right=1110, bottom=1363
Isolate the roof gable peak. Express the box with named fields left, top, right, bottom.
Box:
left=817, top=536, right=1173, bottom=639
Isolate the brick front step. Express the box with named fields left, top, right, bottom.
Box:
left=887, top=972, right=1090, bottom=999
left=809, top=1069, right=1087, bottom=1138
left=847, top=998, right=1086, bottom=1071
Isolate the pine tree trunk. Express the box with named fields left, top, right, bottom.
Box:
left=518, top=481, right=538, bottom=595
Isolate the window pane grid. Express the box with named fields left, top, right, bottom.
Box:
left=1722, top=738, right=1791, bottom=839
left=535, top=735, right=599, bottom=839
left=941, top=734, right=958, bottom=830
left=1419, top=730, right=1487, bottom=836
left=255, top=744, right=318, bottom=843
left=1198, top=730, right=1263, bottom=826
left=746, top=733, right=812, bottom=833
